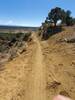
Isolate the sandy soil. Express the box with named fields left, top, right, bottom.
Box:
left=41, top=30, right=75, bottom=100
left=0, top=31, right=75, bottom=100
left=0, top=33, right=47, bottom=100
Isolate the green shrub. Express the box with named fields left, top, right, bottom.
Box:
left=23, top=32, right=32, bottom=41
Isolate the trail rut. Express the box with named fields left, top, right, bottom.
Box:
left=32, top=34, right=46, bottom=100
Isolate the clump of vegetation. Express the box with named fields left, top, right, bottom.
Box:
left=39, top=22, right=62, bottom=40
left=0, top=32, right=32, bottom=52
left=39, top=7, right=75, bottom=40
left=23, top=32, right=32, bottom=41
left=0, top=32, right=32, bottom=62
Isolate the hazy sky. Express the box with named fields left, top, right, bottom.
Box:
left=0, top=0, right=75, bottom=26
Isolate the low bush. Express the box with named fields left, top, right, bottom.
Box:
left=0, top=32, right=32, bottom=53
left=40, top=25, right=62, bottom=40
left=23, top=32, right=32, bottom=41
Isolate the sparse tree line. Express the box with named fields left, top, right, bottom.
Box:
left=39, top=7, right=75, bottom=40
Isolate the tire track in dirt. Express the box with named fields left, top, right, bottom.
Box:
left=24, top=33, right=47, bottom=100
left=32, top=33, right=47, bottom=100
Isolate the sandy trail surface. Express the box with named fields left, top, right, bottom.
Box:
left=31, top=33, right=46, bottom=100
left=0, top=32, right=75, bottom=100
left=0, top=33, right=47, bottom=100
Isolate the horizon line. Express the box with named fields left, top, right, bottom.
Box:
left=0, top=24, right=40, bottom=28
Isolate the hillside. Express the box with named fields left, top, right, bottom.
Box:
left=0, top=26, right=75, bottom=100
left=41, top=26, right=75, bottom=100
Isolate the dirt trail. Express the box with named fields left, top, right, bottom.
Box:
left=0, top=33, right=47, bottom=100
left=32, top=33, right=46, bottom=100
left=24, top=33, right=47, bottom=100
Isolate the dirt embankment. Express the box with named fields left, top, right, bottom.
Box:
left=0, top=37, right=35, bottom=100
left=0, top=33, right=47, bottom=100
left=41, top=28, right=75, bottom=100
left=0, top=29, right=75, bottom=100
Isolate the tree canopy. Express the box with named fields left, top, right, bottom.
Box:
left=45, top=7, right=75, bottom=26
left=39, top=7, right=75, bottom=40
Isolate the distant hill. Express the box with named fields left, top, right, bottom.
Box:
left=0, top=25, right=38, bottom=33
